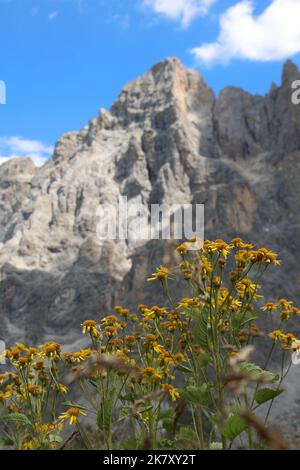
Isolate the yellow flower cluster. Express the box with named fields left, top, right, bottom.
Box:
left=1, top=237, right=299, bottom=451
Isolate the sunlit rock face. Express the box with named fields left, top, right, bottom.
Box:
left=0, top=57, right=300, bottom=354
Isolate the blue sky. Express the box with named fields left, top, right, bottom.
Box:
left=0, top=0, right=300, bottom=164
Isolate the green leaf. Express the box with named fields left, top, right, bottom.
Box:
left=254, top=388, right=284, bottom=405
left=194, top=310, right=210, bottom=349
left=239, top=362, right=263, bottom=375
left=139, top=405, right=153, bottom=414
left=88, top=380, right=99, bottom=389
left=120, top=392, right=135, bottom=402
left=231, top=316, right=243, bottom=331
left=1, top=413, right=32, bottom=427
left=239, top=362, right=278, bottom=383
left=62, top=401, right=89, bottom=411
left=175, top=364, right=193, bottom=374
left=158, top=408, right=175, bottom=421
left=0, top=436, right=14, bottom=446
left=240, top=311, right=261, bottom=326
left=178, top=426, right=198, bottom=443
left=197, top=351, right=211, bottom=368
left=97, top=394, right=115, bottom=432
left=118, top=406, right=131, bottom=421
left=159, top=408, right=175, bottom=430
left=119, top=438, right=139, bottom=450
left=231, top=311, right=261, bottom=331
left=221, top=414, right=247, bottom=441
left=49, top=434, right=63, bottom=444
left=183, top=384, right=213, bottom=407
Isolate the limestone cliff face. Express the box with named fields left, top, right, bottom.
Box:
left=0, top=58, right=300, bottom=350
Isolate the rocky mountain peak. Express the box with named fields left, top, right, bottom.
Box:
left=110, top=57, right=213, bottom=129
left=282, top=59, right=300, bottom=84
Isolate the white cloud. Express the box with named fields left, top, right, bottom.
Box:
left=143, top=0, right=216, bottom=27
left=191, top=0, right=300, bottom=66
left=0, top=137, right=53, bottom=167
left=48, top=11, right=58, bottom=21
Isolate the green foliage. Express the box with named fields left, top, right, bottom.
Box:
left=1, top=413, right=32, bottom=426
left=183, top=384, right=213, bottom=407
left=239, top=362, right=279, bottom=382
left=221, top=414, right=248, bottom=441
left=254, top=388, right=284, bottom=405
left=178, top=426, right=198, bottom=443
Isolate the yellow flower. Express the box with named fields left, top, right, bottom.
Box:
left=25, top=347, right=38, bottom=360
left=277, top=299, right=293, bottom=309
left=162, top=384, right=180, bottom=401
left=147, top=266, right=172, bottom=282
left=138, top=304, right=147, bottom=312
left=142, top=306, right=167, bottom=320
left=115, top=307, right=129, bottom=317
left=33, top=359, right=46, bottom=371
left=231, top=238, right=254, bottom=249
left=23, top=440, right=34, bottom=450
left=269, top=330, right=285, bottom=341
left=124, top=335, right=136, bottom=346
left=174, top=353, right=187, bottom=364
left=178, top=297, right=200, bottom=309
left=200, top=258, right=213, bottom=277
left=160, top=321, right=176, bottom=333
left=40, top=341, right=61, bottom=361
left=141, top=367, right=163, bottom=383
left=258, top=248, right=280, bottom=265
left=114, top=305, right=123, bottom=314
left=81, top=320, right=99, bottom=337
left=217, top=319, right=230, bottom=331
left=71, top=349, right=92, bottom=363
left=280, top=310, right=291, bottom=321
left=59, top=407, right=87, bottom=426
left=204, top=239, right=232, bottom=259
left=262, top=302, right=277, bottom=312
left=0, top=391, right=13, bottom=402
left=230, top=298, right=242, bottom=311
left=159, top=351, right=174, bottom=366
left=6, top=346, right=21, bottom=360
left=17, top=356, right=31, bottom=368
left=235, top=250, right=250, bottom=268
left=292, top=307, right=300, bottom=317
left=153, top=343, right=166, bottom=355
left=105, top=326, right=117, bottom=337
left=129, top=314, right=138, bottom=322
left=176, top=243, right=188, bottom=256
left=182, top=269, right=193, bottom=280
left=249, top=248, right=280, bottom=265
left=282, top=333, right=297, bottom=349
left=237, top=279, right=261, bottom=299
left=0, top=373, right=8, bottom=385
left=101, top=315, right=118, bottom=326
left=27, top=384, right=43, bottom=397
left=54, top=383, right=68, bottom=394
